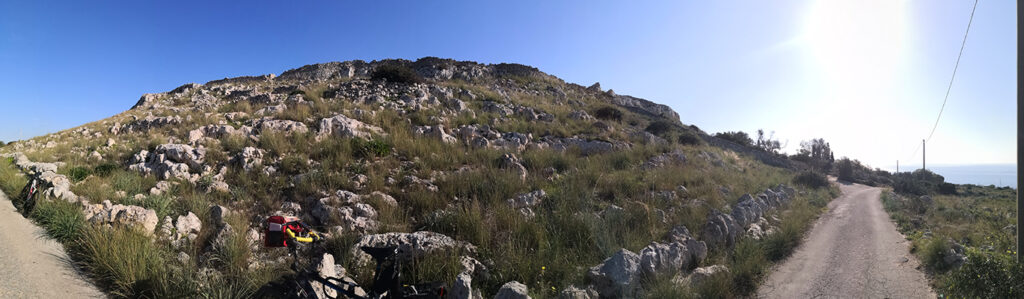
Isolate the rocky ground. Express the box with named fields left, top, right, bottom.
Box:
left=0, top=57, right=835, bottom=298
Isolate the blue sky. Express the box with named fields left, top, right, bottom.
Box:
left=0, top=0, right=1016, bottom=169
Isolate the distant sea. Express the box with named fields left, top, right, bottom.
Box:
left=890, top=164, right=1017, bottom=189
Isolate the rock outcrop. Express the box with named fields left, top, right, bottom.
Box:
left=82, top=200, right=160, bottom=234
left=350, top=231, right=476, bottom=266
left=318, top=113, right=384, bottom=139
left=587, top=249, right=641, bottom=298
left=494, top=281, right=531, bottom=299
left=128, top=144, right=207, bottom=181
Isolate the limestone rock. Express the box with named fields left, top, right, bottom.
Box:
left=587, top=249, right=640, bottom=298
left=559, top=286, right=598, bottom=299
left=413, top=125, right=457, bottom=144
left=351, top=231, right=476, bottom=266
left=318, top=113, right=384, bottom=139
left=494, top=281, right=530, bottom=299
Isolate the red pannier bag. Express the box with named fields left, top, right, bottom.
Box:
left=265, top=215, right=302, bottom=247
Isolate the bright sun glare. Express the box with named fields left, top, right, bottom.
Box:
left=804, top=0, right=906, bottom=95
left=798, top=0, right=909, bottom=166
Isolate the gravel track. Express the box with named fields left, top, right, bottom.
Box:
left=758, top=182, right=935, bottom=299
left=0, top=190, right=104, bottom=298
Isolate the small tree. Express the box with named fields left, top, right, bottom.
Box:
left=755, top=129, right=782, bottom=154
left=797, top=138, right=834, bottom=172
left=837, top=158, right=855, bottom=181
left=714, top=131, right=753, bottom=147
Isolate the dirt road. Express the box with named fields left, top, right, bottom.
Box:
left=0, top=190, right=103, bottom=298
left=758, top=182, right=934, bottom=299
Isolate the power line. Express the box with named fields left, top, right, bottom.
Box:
left=926, top=0, right=978, bottom=142
left=905, top=0, right=978, bottom=162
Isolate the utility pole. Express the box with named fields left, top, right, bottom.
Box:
left=1017, top=0, right=1022, bottom=262
left=922, top=139, right=926, bottom=170
left=897, top=160, right=899, bottom=173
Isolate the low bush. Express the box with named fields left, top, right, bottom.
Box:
left=944, top=250, right=1024, bottom=298
left=644, top=120, right=675, bottom=136
left=352, top=138, right=392, bottom=160
left=715, top=131, right=753, bottom=147
left=371, top=64, right=423, bottom=84
left=677, top=130, right=702, bottom=146
left=279, top=155, right=310, bottom=174
left=793, top=171, right=829, bottom=189
left=593, top=106, right=623, bottom=122
left=919, top=238, right=952, bottom=273
left=937, top=182, right=956, bottom=195
left=93, top=163, right=119, bottom=177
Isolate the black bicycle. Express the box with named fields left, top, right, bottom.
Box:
left=255, top=219, right=446, bottom=299
left=19, top=178, right=38, bottom=213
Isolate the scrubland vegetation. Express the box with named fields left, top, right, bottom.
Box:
left=0, top=58, right=844, bottom=298
left=882, top=179, right=1021, bottom=297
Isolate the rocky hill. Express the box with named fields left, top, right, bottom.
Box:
left=0, top=57, right=834, bottom=298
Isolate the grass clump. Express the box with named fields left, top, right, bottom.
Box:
left=66, top=166, right=93, bottom=182
left=730, top=238, right=768, bottom=295
left=69, top=226, right=172, bottom=298
left=30, top=199, right=86, bottom=242
left=0, top=157, right=27, bottom=197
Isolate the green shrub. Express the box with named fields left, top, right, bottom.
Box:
left=793, top=171, right=829, bottom=189
left=593, top=106, right=623, bottom=122
left=919, top=238, right=952, bottom=273
left=644, top=120, right=675, bottom=136
left=67, top=166, right=93, bottom=182
left=371, top=64, right=423, bottom=84
left=94, top=163, right=119, bottom=177
left=352, top=138, right=392, bottom=160
left=715, top=131, right=753, bottom=147
left=937, top=182, right=957, bottom=195
left=279, top=155, right=310, bottom=174
left=944, top=250, right=1024, bottom=298
left=677, top=130, right=702, bottom=146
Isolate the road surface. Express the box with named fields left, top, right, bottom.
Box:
left=758, top=182, right=934, bottom=299
left=0, top=190, right=104, bottom=298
